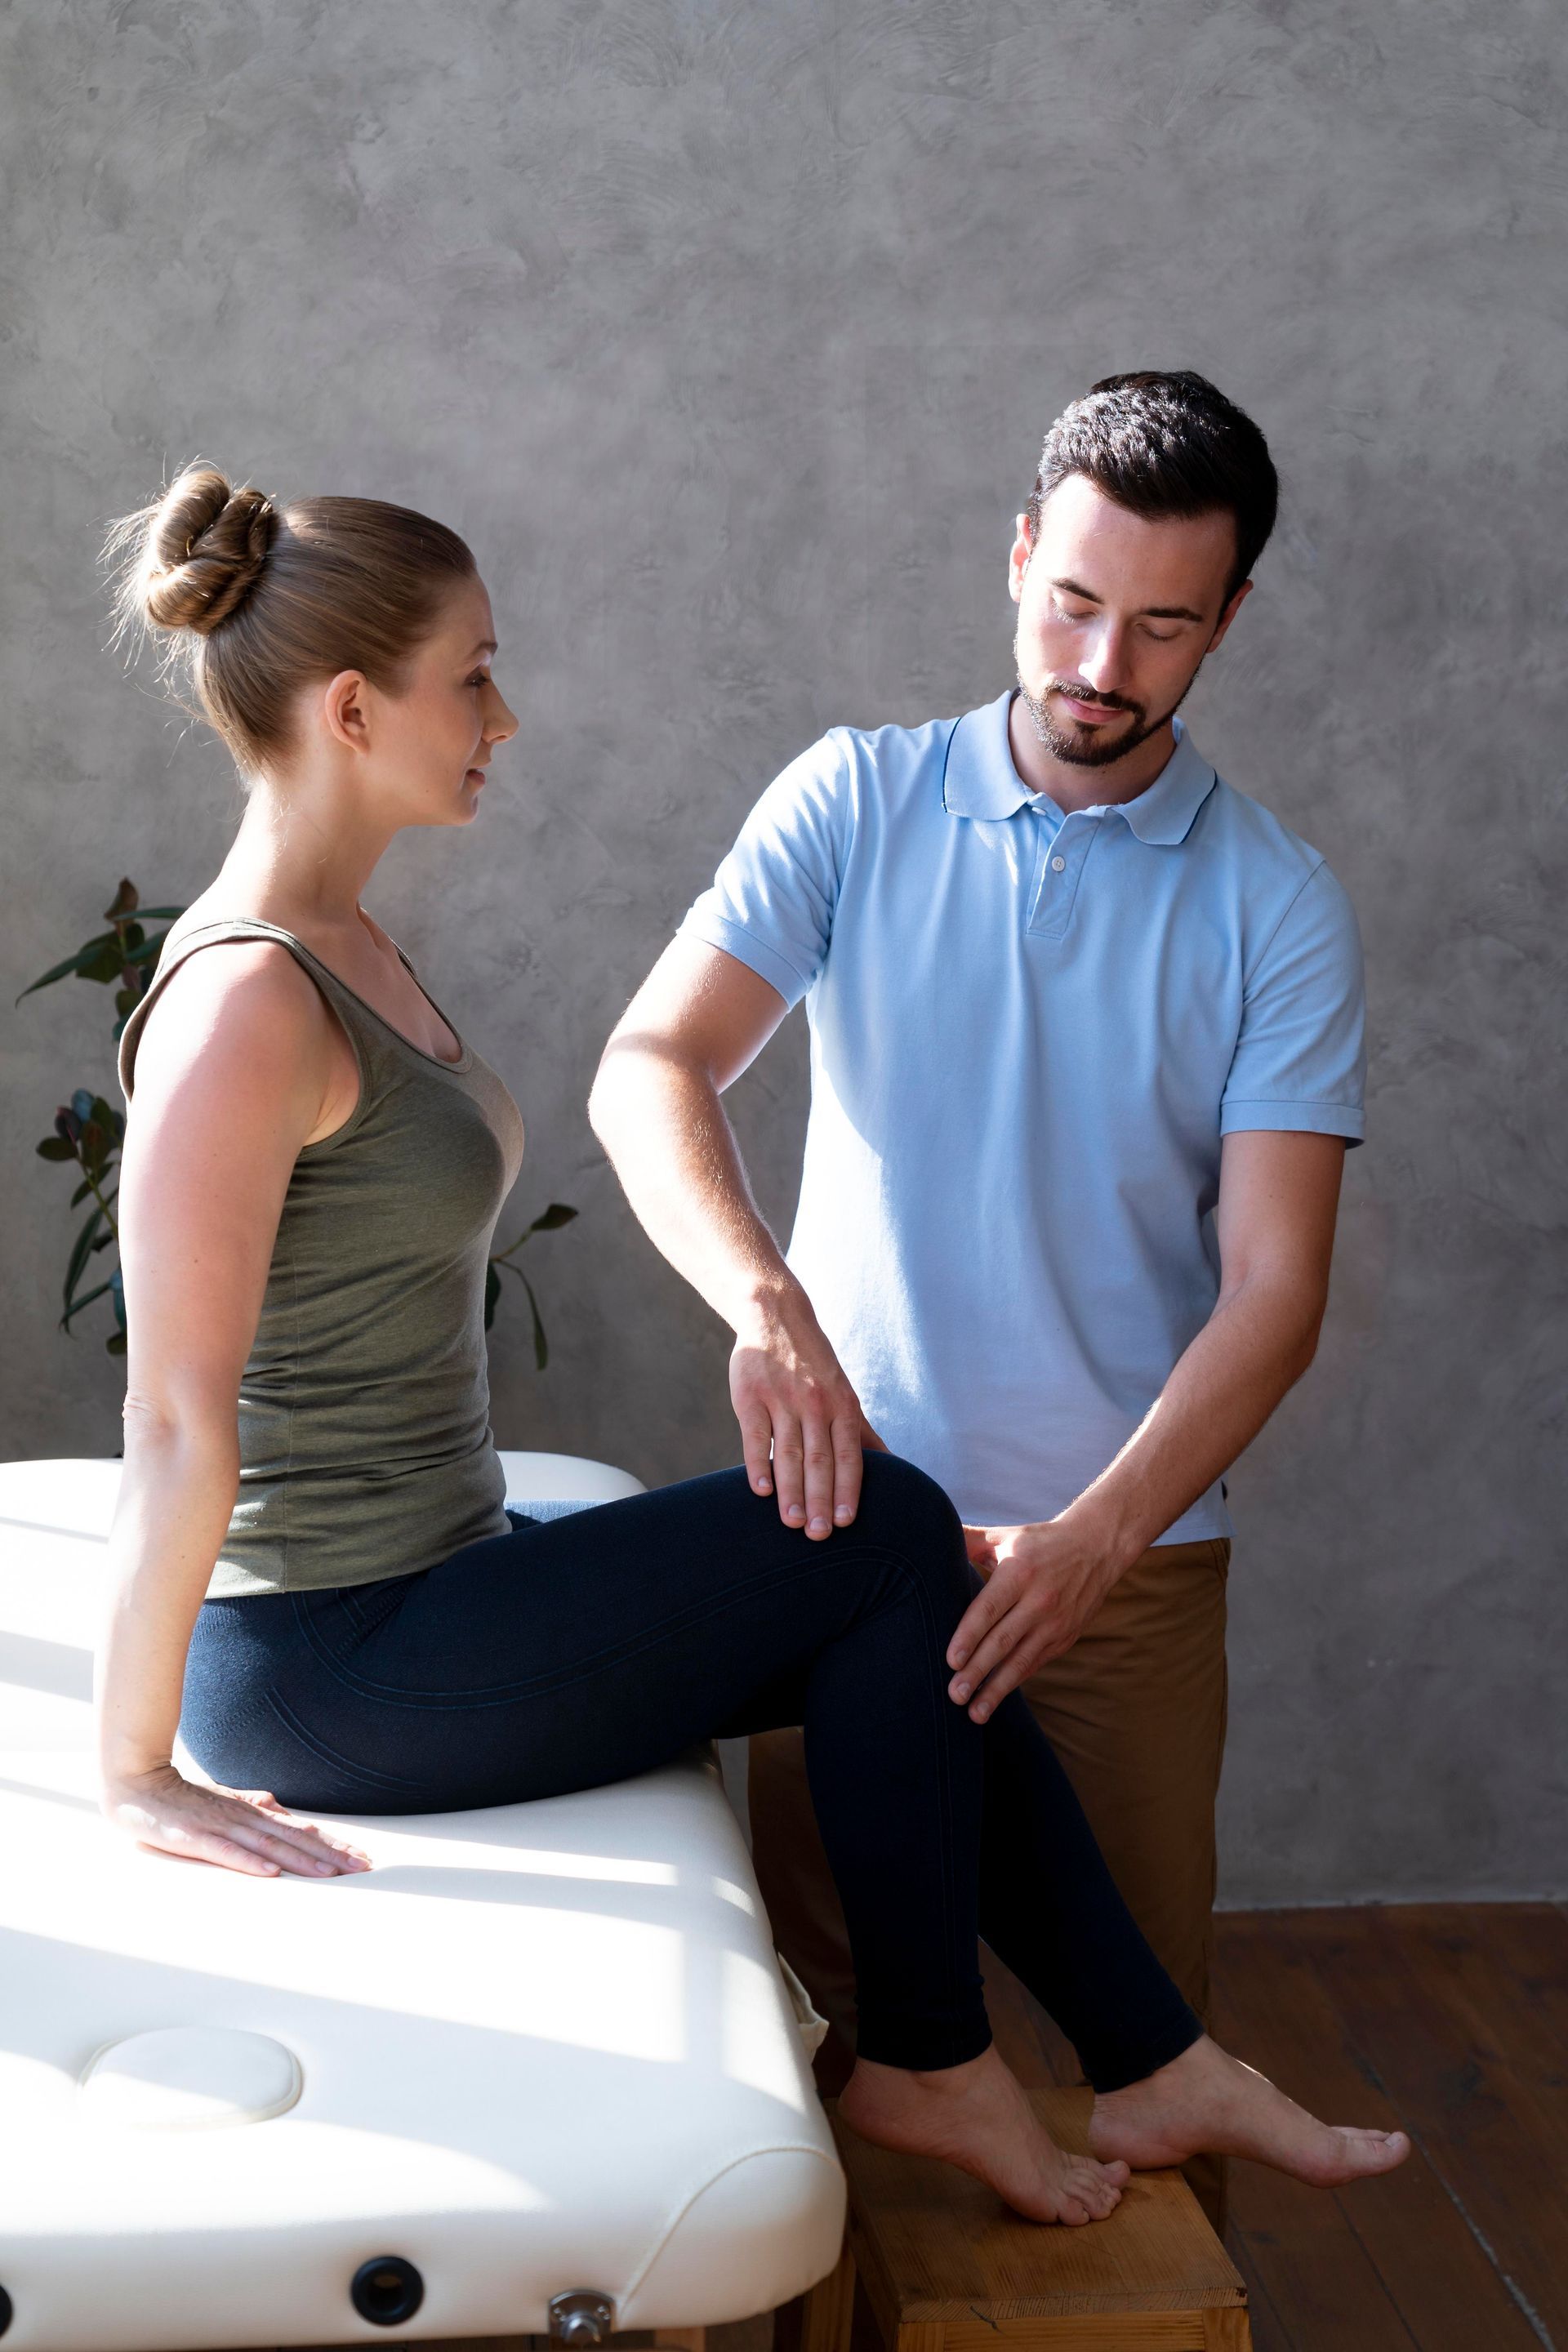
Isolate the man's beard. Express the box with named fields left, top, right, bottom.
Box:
left=1015, top=655, right=1200, bottom=770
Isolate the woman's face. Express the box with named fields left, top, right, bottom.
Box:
left=358, top=574, right=519, bottom=830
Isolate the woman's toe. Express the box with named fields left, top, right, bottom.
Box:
left=1065, top=2162, right=1121, bottom=2218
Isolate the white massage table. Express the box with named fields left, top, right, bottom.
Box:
left=0, top=1456, right=844, bottom=2351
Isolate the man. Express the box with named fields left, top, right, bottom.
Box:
left=589, top=371, right=1364, bottom=2229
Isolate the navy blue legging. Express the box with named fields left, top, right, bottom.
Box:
left=180, top=1452, right=1200, bottom=2086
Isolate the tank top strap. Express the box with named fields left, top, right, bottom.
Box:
left=118, top=917, right=403, bottom=1102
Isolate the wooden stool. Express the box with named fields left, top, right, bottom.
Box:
left=789, top=2091, right=1250, bottom=2352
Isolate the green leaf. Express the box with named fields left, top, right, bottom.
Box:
left=105, top=1330, right=127, bottom=1357
left=16, top=948, right=100, bottom=1004
left=132, top=907, right=185, bottom=921
left=61, top=1276, right=115, bottom=1328
left=114, top=986, right=140, bottom=1016
left=77, top=938, right=127, bottom=985
left=483, top=1262, right=501, bottom=1333
left=491, top=1201, right=581, bottom=1263
left=104, top=879, right=139, bottom=921
left=110, top=1267, right=126, bottom=1330
left=528, top=1201, right=579, bottom=1235
left=82, top=1128, right=121, bottom=1178
left=64, top=1208, right=105, bottom=1312
left=89, top=1096, right=118, bottom=1133
left=123, top=931, right=172, bottom=966
left=36, top=1136, right=78, bottom=1162
left=497, top=1261, right=550, bottom=1370
left=519, top=1268, right=549, bottom=1370
left=69, top=1177, right=94, bottom=1206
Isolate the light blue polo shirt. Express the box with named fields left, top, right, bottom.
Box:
left=679, top=690, right=1365, bottom=1543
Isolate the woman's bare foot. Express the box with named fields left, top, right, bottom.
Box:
left=839, top=2045, right=1130, bottom=2225
left=1089, top=2034, right=1410, bottom=2187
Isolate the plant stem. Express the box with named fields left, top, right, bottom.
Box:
left=82, top=1162, right=120, bottom=1245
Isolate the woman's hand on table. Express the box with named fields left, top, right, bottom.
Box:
left=100, top=1762, right=371, bottom=1878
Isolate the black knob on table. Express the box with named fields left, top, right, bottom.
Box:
left=351, top=2255, right=425, bottom=2325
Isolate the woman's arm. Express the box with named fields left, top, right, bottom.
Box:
left=98, top=942, right=368, bottom=1877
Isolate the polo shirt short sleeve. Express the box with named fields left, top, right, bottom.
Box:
left=681, top=736, right=853, bottom=1010
left=1220, top=862, right=1365, bottom=1141
left=677, top=694, right=1366, bottom=1542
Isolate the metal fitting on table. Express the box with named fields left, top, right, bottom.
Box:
left=549, top=2288, right=616, bottom=2345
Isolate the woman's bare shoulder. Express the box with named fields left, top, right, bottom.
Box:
left=135, top=933, right=334, bottom=1094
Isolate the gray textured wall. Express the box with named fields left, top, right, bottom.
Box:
left=2, top=1, right=1563, bottom=1903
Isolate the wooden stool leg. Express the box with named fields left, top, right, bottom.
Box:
left=789, top=2240, right=856, bottom=2352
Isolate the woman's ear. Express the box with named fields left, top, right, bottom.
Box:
left=319, top=668, right=372, bottom=755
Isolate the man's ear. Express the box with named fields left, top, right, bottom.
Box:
left=1008, top=512, right=1034, bottom=607
left=320, top=668, right=372, bottom=755
left=1207, top=577, right=1253, bottom=652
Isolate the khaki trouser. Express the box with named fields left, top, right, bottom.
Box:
left=747, top=1535, right=1232, bottom=2231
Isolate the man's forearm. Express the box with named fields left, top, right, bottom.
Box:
left=1062, top=1273, right=1324, bottom=1570
left=593, top=999, right=880, bottom=1532
left=945, top=1272, right=1328, bottom=1715
left=589, top=1039, right=795, bottom=1333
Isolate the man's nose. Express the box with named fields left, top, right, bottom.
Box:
left=1076, top=618, right=1129, bottom=691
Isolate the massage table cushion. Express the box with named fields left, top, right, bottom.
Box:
left=0, top=1456, right=844, bottom=2350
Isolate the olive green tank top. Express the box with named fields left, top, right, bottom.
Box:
left=119, top=920, right=525, bottom=1598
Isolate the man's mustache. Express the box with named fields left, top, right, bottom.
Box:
left=1045, top=680, right=1139, bottom=715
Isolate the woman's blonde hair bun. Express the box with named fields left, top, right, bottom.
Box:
left=105, top=460, right=475, bottom=774
left=126, top=464, right=278, bottom=637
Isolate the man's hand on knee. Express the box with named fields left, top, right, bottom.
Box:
left=730, top=1283, right=885, bottom=1540
left=945, top=1519, right=1124, bottom=1720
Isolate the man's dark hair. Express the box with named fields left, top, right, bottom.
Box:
left=1027, top=370, right=1278, bottom=607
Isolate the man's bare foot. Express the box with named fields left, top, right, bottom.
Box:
left=1089, top=2034, right=1410, bottom=2187
left=839, top=2045, right=1130, bottom=2225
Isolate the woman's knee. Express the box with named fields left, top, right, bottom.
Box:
left=854, top=1451, right=970, bottom=1586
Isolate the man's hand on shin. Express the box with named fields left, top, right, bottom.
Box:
left=944, top=1516, right=1125, bottom=1720
left=731, top=1284, right=884, bottom=1540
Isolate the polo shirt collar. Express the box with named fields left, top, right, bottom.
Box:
left=942, top=691, right=1036, bottom=819
left=942, top=691, right=1217, bottom=845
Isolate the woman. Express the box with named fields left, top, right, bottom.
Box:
left=100, top=463, right=1408, bottom=2229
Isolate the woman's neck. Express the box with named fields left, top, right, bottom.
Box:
left=212, top=774, right=394, bottom=936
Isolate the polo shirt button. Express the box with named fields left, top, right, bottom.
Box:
left=1051, top=855, right=1067, bottom=872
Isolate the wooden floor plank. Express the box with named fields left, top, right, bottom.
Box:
left=1379, top=1902, right=1568, bottom=2073
left=1214, top=1913, right=1544, bottom=2352
left=1283, top=1908, right=1568, bottom=2346
left=1223, top=2229, right=1296, bottom=2352
left=1208, top=1918, right=1422, bottom=2352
